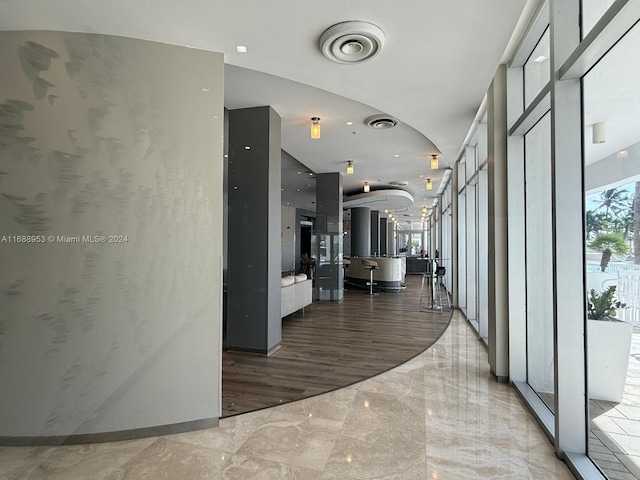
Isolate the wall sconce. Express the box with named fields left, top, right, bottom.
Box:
left=346, top=160, right=354, bottom=175
left=364, top=181, right=370, bottom=193
left=592, top=122, right=606, bottom=144
left=310, top=117, right=321, bottom=139
left=430, top=154, right=439, bottom=169
left=426, top=178, right=433, bottom=190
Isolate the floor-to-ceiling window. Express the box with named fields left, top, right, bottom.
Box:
left=524, top=111, right=555, bottom=411
left=498, top=1, right=640, bottom=478
left=582, top=14, right=640, bottom=479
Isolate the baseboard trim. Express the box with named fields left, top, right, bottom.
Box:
left=0, top=417, right=219, bottom=446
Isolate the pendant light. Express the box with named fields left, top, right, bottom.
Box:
left=430, top=154, right=439, bottom=169
left=346, top=160, right=354, bottom=175
left=310, top=117, right=321, bottom=139
left=364, top=181, right=370, bottom=193
left=426, top=178, right=433, bottom=190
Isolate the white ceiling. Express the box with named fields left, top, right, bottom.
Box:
left=1, top=0, right=531, bottom=226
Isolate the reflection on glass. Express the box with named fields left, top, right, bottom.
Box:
left=524, top=27, right=550, bottom=108
left=525, top=112, right=555, bottom=412
left=583, top=21, right=640, bottom=479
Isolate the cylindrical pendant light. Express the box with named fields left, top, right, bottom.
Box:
left=346, top=160, right=354, bottom=174
left=364, top=181, right=370, bottom=193
left=310, top=117, right=321, bottom=139
left=426, top=178, right=433, bottom=190
left=430, top=154, right=439, bottom=169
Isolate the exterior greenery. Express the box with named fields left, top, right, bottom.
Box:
left=587, top=286, right=626, bottom=320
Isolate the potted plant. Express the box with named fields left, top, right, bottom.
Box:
left=587, top=286, right=633, bottom=402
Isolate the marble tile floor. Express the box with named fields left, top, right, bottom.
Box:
left=0, top=311, right=575, bottom=479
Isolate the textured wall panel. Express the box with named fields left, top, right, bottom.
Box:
left=0, top=31, right=224, bottom=437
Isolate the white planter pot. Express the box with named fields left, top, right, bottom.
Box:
left=587, top=318, right=633, bottom=402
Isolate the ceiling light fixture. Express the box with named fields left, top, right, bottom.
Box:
left=311, top=117, right=321, bottom=139
left=431, top=154, right=439, bottom=169
left=346, top=160, right=354, bottom=175
left=236, top=45, right=247, bottom=53
left=364, top=181, right=370, bottom=193
left=426, top=179, right=433, bottom=190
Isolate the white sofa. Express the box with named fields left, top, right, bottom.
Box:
left=281, top=274, right=312, bottom=317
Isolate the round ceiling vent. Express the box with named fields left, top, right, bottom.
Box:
left=365, top=114, right=398, bottom=130
left=389, top=181, right=408, bottom=187
left=319, top=21, right=385, bottom=64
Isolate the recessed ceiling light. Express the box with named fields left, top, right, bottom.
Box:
left=346, top=121, right=353, bottom=126
left=244, top=146, right=251, bottom=150
left=281, top=188, right=284, bottom=191
left=393, top=154, right=399, bottom=158
left=201, top=87, right=210, bottom=92
left=534, top=55, right=547, bottom=63
left=297, top=171, right=302, bottom=174
left=236, top=45, right=247, bottom=53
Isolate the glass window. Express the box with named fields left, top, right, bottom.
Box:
left=583, top=21, right=640, bottom=479
left=524, top=27, right=550, bottom=108
left=525, top=111, right=555, bottom=412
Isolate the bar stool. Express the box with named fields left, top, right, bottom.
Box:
left=361, top=259, right=379, bottom=295
left=342, top=258, right=351, bottom=290
left=435, top=265, right=450, bottom=310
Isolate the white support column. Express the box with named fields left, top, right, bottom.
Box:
left=487, top=64, right=509, bottom=382
left=550, top=0, right=587, bottom=457
left=451, top=166, right=459, bottom=307
left=507, top=65, right=527, bottom=383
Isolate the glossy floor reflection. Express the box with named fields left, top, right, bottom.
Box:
left=0, top=311, right=575, bottom=479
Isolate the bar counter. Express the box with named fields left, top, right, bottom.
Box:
left=345, top=256, right=406, bottom=291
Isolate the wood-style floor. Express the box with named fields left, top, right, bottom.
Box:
left=222, top=275, right=452, bottom=417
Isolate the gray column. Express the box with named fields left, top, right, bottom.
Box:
left=487, top=65, right=509, bottom=382
left=387, top=221, right=396, bottom=256
left=370, top=210, right=380, bottom=256
left=379, top=218, right=388, bottom=255
left=227, top=106, right=282, bottom=354
left=315, top=173, right=343, bottom=302
left=351, top=207, right=371, bottom=257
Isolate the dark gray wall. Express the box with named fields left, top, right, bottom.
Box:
left=227, top=106, right=282, bottom=354
left=351, top=207, right=371, bottom=257
left=370, top=210, right=380, bottom=255
left=315, top=173, right=343, bottom=302
left=380, top=218, right=388, bottom=255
